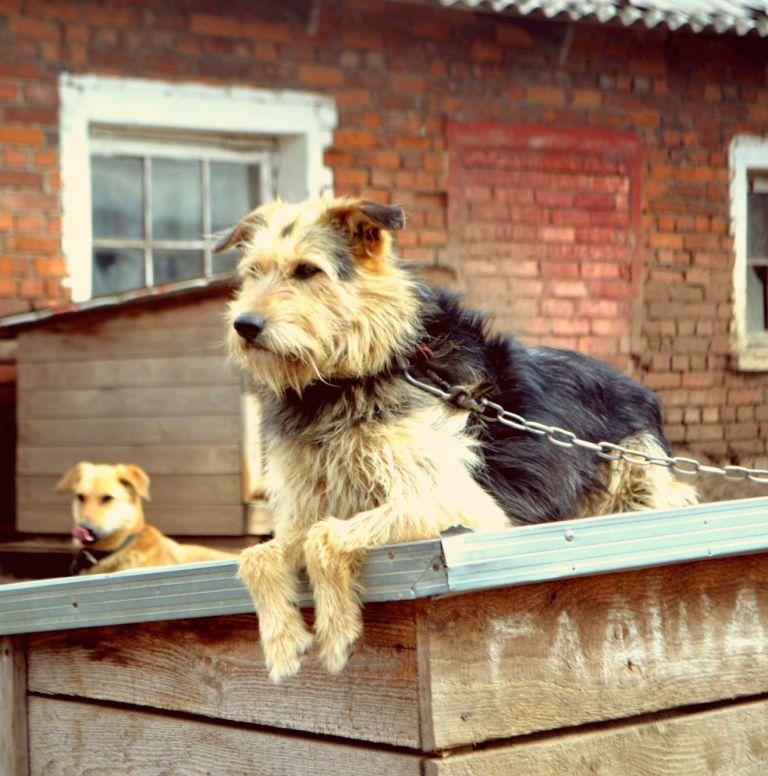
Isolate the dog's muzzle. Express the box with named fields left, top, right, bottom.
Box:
left=234, top=312, right=267, bottom=344
left=73, top=523, right=99, bottom=545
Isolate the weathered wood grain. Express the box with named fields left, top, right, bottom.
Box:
left=426, top=698, right=768, bottom=775
left=0, top=636, right=28, bottom=776
left=18, top=416, right=240, bottom=447
left=18, top=385, right=240, bottom=419
left=18, top=325, right=228, bottom=362
left=27, top=607, right=420, bottom=748
left=17, top=474, right=242, bottom=507
left=17, top=445, right=240, bottom=476
left=17, top=355, right=238, bottom=390
left=28, top=697, right=422, bottom=776
left=424, top=553, right=768, bottom=748
left=16, top=504, right=244, bottom=536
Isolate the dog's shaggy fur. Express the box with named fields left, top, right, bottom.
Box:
left=221, top=196, right=697, bottom=682
left=57, top=462, right=237, bottom=574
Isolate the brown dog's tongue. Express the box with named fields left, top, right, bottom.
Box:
left=73, top=525, right=93, bottom=543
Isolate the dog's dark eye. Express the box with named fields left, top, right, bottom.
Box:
left=76, top=493, right=85, bottom=502
left=292, top=263, right=321, bottom=280
left=100, top=495, right=114, bottom=504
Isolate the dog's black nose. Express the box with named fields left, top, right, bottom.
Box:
left=234, top=313, right=267, bottom=342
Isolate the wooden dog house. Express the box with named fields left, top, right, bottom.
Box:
left=0, top=277, right=271, bottom=545
left=3, top=496, right=768, bottom=774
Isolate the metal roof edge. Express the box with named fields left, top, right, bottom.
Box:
left=1, top=497, right=767, bottom=636
left=0, top=273, right=236, bottom=337
left=442, top=495, right=768, bottom=593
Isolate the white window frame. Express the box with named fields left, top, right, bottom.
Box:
left=59, top=73, right=337, bottom=302
left=730, top=135, right=768, bottom=370
left=90, top=134, right=275, bottom=287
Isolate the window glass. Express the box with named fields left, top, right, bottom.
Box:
left=153, top=249, right=205, bottom=285
left=92, top=248, right=144, bottom=297
left=210, top=161, right=260, bottom=233
left=151, top=158, right=203, bottom=241
left=91, top=156, right=143, bottom=239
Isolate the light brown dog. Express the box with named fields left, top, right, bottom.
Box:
left=56, top=462, right=237, bottom=574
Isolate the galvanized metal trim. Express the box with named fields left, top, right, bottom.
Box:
left=0, top=539, right=446, bottom=636
left=442, top=496, right=768, bottom=593
left=3, top=498, right=768, bottom=636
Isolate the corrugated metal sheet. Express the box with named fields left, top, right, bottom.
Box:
left=1, top=497, right=768, bottom=636
left=439, top=0, right=768, bottom=36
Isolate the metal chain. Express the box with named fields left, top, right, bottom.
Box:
left=402, top=369, right=768, bottom=485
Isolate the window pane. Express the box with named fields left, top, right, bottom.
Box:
left=748, top=189, right=768, bottom=259
left=153, top=249, right=204, bottom=285
left=212, top=250, right=240, bottom=275
left=747, top=265, right=768, bottom=332
left=91, top=156, right=143, bottom=239
left=151, top=158, right=202, bottom=240
left=92, top=249, right=144, bottom=297
left=210, top=161, right=261, bottom=233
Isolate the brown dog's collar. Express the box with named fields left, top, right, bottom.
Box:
left=69, top=532, right=141, bottom=575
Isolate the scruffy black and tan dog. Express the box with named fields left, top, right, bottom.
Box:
left=218, top=196, right=697, bottom=682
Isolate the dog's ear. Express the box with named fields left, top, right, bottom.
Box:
left=212, top=210, right=267, bottom=254
left=55, top=462, right=90, bottom=494
left=116, top=464, right=151, bottom=501
left=325, top=200, right=405, bottom=263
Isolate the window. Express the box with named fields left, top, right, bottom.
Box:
left=89, top=130, right=274, bottom=296
left=59, top=74, right=337, bottom=301
left=729, top=136, right=768, bottom=369
left=747, top=174, right=768, bottom=333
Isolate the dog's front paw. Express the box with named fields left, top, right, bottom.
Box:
left=317, top=620, right=362, bottom=675
left=263, top=619, right=314, bottom=683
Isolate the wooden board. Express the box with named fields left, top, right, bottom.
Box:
left=422, top=553, right=768, bottom=749
left=17, top=445, right=240, bottom=476
left=18, top=416, right=240, bottom=447
left=18, top=325, right=228, bottom=362
left=18, top=355, right=238, bottom=390
left=427, top=698, right=768, bottom=775
left=0, top=636, right=28, bottom=776
left=27, top=606, right=421, bottom=748
left=16, top=504, right=245, bottom=536
left=28, top=697, right=422, bottom=776
left=17, top=474, right=242, bottom=506
left=18, top=385, right=240, bottom=419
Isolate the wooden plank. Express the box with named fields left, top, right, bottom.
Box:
left=18, top=416, right=240, bottom=446
left=28, top=697, right=422, bottom=776
left=423, top=553, right=768, bottom=748
left=15, top=295, right=230, bottom=337
left=245, top=500, right=274, bottom=535
left=17, top=445, right=240, bottom=476
left=427, top=698, right=768, bottom=775
left=18, top=355, right=238, bottom=390
left=17, top=475, right=242, bottom=506
left=16, top=504, right=244, bottom=536
left=18, top=325, right=228, bottom=362
left=0, top=636, right=28, bottom=776
left=27, top=607, right=421, bottom=748
left=18, top=385, right=240, bottom=419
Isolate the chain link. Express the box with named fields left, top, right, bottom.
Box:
left=402, top=369, right=768, bottom=485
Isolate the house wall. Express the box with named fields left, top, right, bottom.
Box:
left=1, top=0, right=768, bottom=483
left=15, top=294, right=245, bottom=535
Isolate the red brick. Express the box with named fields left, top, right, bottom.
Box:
left=298, top=65, right=343, bottom=87
left=526, top=85, right=566, bottom=106
left=34, top=258, right=67, bottom=276
left=0, top=126, right=44, bottom=146
left=334, top=130, right=376, bottom=150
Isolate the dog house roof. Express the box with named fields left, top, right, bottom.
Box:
left=438, top=0, right=768, bottom=37
left=2, top=496, right=768, bottom=636
left=0, top=273, right=235, bottom=337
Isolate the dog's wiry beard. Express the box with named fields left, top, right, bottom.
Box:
left=228, top=263, right=424, bottom=397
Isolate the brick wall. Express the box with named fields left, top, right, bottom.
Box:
left=1, top=0, right=768, bottom=472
